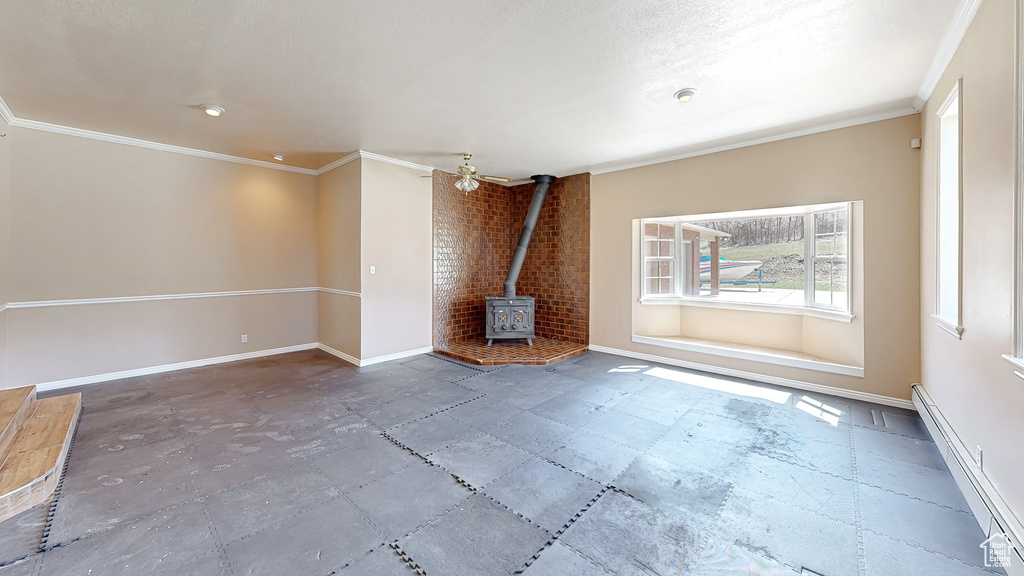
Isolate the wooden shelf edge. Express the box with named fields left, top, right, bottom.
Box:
left=0, top=387, right=38, bottom=470
left=0, top=393, right=81, bottom=523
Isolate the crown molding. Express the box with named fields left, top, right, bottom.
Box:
left=19, top=116, right=320, bottom=175
left=0, top=92, right=434, bottom=177
left=315, top=151, right=363, bottom=174
left=0, top=94, right=319, bottom=175
left=589, top=106, right=919, bottom=176
left=915, top=0, right=983, bottom=108
left=0, top=96, right=14, bottom=125
left=314, top=150, right=433, bottom=175
left=355, top=151, right=433, bottom=173
left=0, top=89, right=914, bottom=183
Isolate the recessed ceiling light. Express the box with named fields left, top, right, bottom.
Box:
left=201, top=104, right=225, bottom=117
left=273, top=154, right=285, bottom=161
left=673, top=88, right=697, bottom=102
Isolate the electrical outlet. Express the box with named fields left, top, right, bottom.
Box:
left=975, top=445, right=983, bottom=468
left=241, top=334, right=248, bottom=343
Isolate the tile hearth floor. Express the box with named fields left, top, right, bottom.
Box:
left=437, top=336, right=587, bottom=365
left=0, top=350, right=1002, bottom=575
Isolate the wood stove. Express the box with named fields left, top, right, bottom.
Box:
left=486, top=296, right=535, bottom=346
left=485, top=174, right=554, bottom=346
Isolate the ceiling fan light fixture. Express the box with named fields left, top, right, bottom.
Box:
left=455, top=177, right=479, bottom=193
left=273, top=154, right=285, bottom=161
left=201, top=104, right=225, bottom=117
left=673, top=88, right=697, bottom=102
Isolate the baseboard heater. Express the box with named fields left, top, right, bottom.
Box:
left=912, top=384, right=1023, bottom=575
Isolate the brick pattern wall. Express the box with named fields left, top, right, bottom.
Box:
left=509, top=173, right=590, bottom=345
left=432, top=171, right=590, bottom=349
left=432, top=171, right=514, bottom=347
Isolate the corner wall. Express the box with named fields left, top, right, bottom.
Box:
left=510, top=173, right=590, bottom=345
left=0, top=114, right=10, bottom=388
left=432, top=172, right=591, bottom=349
left=591, top=114, right=921, bottom=400
left=432, top=173, right=514, bottom=348
left=5, top=128, right=318, bottom=387
left=360, top=158, right=432, bottom=360
left=919, top=0, right=1023, bottom=528
left=317, top=161, right=362, bottom=361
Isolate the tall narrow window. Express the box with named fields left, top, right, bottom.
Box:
left=642, top=222, right=675, bottom=296
left=810, top=207, right=849, bottom=310
left=936, top=81, right=963, bottom=337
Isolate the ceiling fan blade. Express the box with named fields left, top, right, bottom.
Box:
left=477, top=175, right=511, bottom=183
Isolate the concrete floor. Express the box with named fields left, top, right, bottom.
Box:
left=0, top=350, right=1003, bottom=575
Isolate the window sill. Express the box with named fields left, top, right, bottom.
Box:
left=1001, top=355, right=1024, bottom=380
left=639, top=296, right=854, bottom=323
left=932, top=315, right=964, bottom=339
left=632, top=335, right=864, bottom=377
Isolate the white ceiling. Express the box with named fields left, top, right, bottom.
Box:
left=0, top=0, right=966, bottom=177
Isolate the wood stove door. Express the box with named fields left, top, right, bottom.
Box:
left=492, top=306, right=512, bottom=332
left=510, top=307, right=530, bottom=331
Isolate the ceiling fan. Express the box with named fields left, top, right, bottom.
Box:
left=444, top=153, right=511, bottom=193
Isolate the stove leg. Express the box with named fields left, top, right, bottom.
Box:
left=527, top=339, right=533, bottom=346
left=487, top=339, right=493, bottom=347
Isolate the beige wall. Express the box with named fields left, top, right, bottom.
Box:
left=5, top=128, right=319, bottom=387
left=9, top=292, right=316, bottom=385
left=316, top=160, right=361, bottom=360
left=11, top=130, right=317, bottom=301
left=3, top=132, right=432, bottom=381
left=0, top=115, right=10, bottom=388
left=316, top=291, right=360, bottom=362
left=359, top=157, right=432, bottom=360
left=919, top=0, right=1023, bottom=524
left=317, top=161, right=361, bottom=293
left=0, top=116, right=9, bottom=306
left=593, top=114, right=921, bottom=399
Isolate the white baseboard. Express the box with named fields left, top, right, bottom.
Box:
left=913, top=384, right=1024, bottom=575
left=29, top=342, right=437, bottom=392
left=360, top=346, right=434, bottom=367
left=316, top=343, right=360, bottom=366
left=317, top=343, right=433, bottom=367
left=631, top=334, right=864, bottom=378
left=35, top=343, right=319, bottom=392
left=587, top=344, right=915, bottom=410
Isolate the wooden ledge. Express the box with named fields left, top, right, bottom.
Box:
left=0, top=387, right=37, bottom=469
left=0, top=393, right=81, bottom=522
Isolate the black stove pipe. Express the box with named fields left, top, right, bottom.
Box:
left=503, top=174, right=555, bottom=298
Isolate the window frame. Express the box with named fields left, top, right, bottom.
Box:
left=1006, top=7, right=1024, bottom=376
left=639, top=202, right=853, bottom=320
left=933, top=80, right=964, bottom=339
left=806, top=207, right=852, bottom=312
left=641, top=222, right=680, bottom=297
